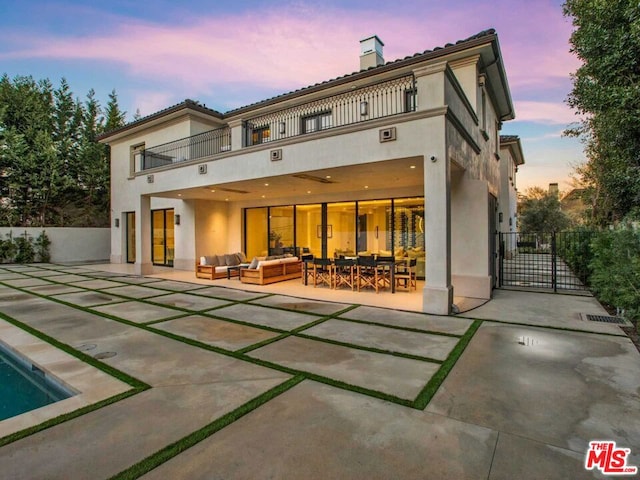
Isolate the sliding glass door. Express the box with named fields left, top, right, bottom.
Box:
left=151, top=209, right=174, bottom=266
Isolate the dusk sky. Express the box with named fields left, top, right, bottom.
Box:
left=0, top=0, right=584, bottom=192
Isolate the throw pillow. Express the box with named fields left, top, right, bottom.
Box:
left=205, top=255, right=218, bottom=266
left=199, top=256, right=208, bottom=265
left=249, top=257, right=259, bottom=269
left=225, top=254, right=237, bottom=266
left=236, top=252, right=247, bottom=263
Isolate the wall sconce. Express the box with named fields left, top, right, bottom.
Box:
left=499, top=212, right=503, bottom=223
left=174, top=214, right=181, bottom=226
left=279, top=121, right=286, bottom=135
left=360, top=101, right=368, bottom=116
left=114, top=218, right=120, bottom=228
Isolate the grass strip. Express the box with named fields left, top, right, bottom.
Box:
left=412, top=320, right=482, bottom=410
left=109, top=375, right=305, bottom=480
left=235, top=332, right=292, bottom=354
left=0, top=311, right=148, bottom=390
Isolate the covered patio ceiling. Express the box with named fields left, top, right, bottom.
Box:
left=154, top=157, right=424, bottom=202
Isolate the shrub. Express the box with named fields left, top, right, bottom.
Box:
left=14, top=232, right=35, bottom=263
left=589, top=226, right=640, bottom=323
left=34, top=231, right=51, bottom=262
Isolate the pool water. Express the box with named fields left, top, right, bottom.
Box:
left=0, top=348, right=72, bottom=421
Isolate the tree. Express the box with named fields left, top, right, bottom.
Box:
left=564, top=0, right=640, bottom=224
left=0, top=75, right=127, bottom=226
left=519, top=187, right=572, bottom=232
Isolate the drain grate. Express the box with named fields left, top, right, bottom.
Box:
left=583, top=314, right=627, bottom=325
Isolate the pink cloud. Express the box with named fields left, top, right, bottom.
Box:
left=1, top=2, right=578, bottom=102
left=513, top=100, right=583, bottom=125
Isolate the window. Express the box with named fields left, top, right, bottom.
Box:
left=301, top=111, right=332, bottom=134
left=251, top=125, right=270, bottom=145
left=405, top=88, right=417, bottom=112
left=481, top=90, right=487, bottom=131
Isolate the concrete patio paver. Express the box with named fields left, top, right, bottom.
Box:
left=21, top=284, right=85, bottom=295
left=1, top=277, right=53, bottom=288
left=50, top=290, right=128, bottom=307
left=145, top=292, right=231, bottom=312
left=142, top=380, right=498, bottom=480
left=249, top=294, right=350, bottom=315
left=45, top=273, right=91, bottom=283
left=108, top=276, right=164, bottom=285
left=249, top=336, right=439, bottom=399
left=303, top=318, right=459, bottom=360
left=466, top=289, right=623, bottom=334
left=426, top=322, right=640, bottom=467
left=143, top=280, right=207, bottom=292
left=99, top=284, right=173, bottom=299
left=91, top=301, right=186, bottom=324
left=212, top=303, right=322, bottom=330
left=191, top=286, right=268, bottom=302
left=341, top=305, right=473, bottom=335
left=68, top=279, right=128, bottom=290
left=153, top=315, right=281, bottom=350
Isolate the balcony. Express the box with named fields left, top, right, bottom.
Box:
left=244, top=74, right=416, bottom=146
left=139, top=74, right=416, bottom=172
left=140, top=127, right=231, bottom=171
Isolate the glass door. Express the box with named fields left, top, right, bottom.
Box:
left=151, top=209, right=174, bottom=266
left=125, top=212, right=135, bottom=263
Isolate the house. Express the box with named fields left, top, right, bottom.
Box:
left=498, top=135, right=525, bottom=232
left=98, top=29, right=522, bottom=315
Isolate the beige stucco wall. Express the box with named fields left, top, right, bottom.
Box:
left=0, top=228, right=110, bottom=263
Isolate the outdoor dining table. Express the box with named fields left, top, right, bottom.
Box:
left=302, top=257, right=404, bottom=293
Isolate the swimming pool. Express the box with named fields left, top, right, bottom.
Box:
left=0, top=346, right=74, bottom=421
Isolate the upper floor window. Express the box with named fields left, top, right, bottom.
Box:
left=251, top=125, right=270, bottom=145
left=405, top=88, right=417, bottom=112
left=302, top=111, right=332, bottom=134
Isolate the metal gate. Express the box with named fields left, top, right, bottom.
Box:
left=497, top=231, right=594, bottom=292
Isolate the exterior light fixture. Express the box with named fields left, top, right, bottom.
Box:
left=114, top=218, right=120, bottom=228
left=360, top=101, right=368, bottom=116
left=174, top=214, right=181, bottom=225
left=279, top=122, right=286, bottom=134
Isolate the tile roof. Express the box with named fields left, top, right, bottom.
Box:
left=100, top=29, right=497, bottom=139
left=500, top=135, right=520, bottom=142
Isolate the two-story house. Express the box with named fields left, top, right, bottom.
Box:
left=98, top=29, right=521, bottom=315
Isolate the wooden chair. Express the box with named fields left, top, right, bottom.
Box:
left=357, top=256, right=379, bottom=292
left=311, top=258, right=333, bottom=288
left=375, top=256, right=394, bottom=291
left=395, top=258, right=417, bottom=291
left=333, top=258, right=356, bottom=290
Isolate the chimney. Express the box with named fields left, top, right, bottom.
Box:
left=548, top=183, right=559, bottom=197
left=360, top=35, right=384, bottom=70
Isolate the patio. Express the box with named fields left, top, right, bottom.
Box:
left=0, top=263, right=637, bottom=479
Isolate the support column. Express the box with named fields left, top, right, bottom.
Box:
left=414, top=60, right=453, bottom=315
left=423, top=153, right=453, bottom=315
left=228, top=119, right=244, bottom=151
left=134, top=195, right=153, bottom=275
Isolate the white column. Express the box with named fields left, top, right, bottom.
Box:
left=228, top=119, right=244, bottom=151
left=134, top=195, right=153, bottom=275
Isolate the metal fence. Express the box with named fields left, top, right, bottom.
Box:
left=498, top=231, right=595, bottom=292
left=141, top=127, right=231, bottom=171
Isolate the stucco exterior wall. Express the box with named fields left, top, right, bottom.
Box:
left=0, top=228, right=110, bottom=263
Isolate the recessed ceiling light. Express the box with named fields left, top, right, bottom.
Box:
left=364, top=185, right=369, bottom=189
left=261, top=195, right=265, bottom=198
left=307, top=190, right=311, bottom=194
left=410, top=165, right=416, bottom=169
left=210, top=189, right=216, bottom=193
left=225, top=198, right=229, bottom=201
left=325, top=175, right=331, bottom=179
left=178, top=194, right=182, bottom=197
left=264, top=183, right=269, bottom=186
